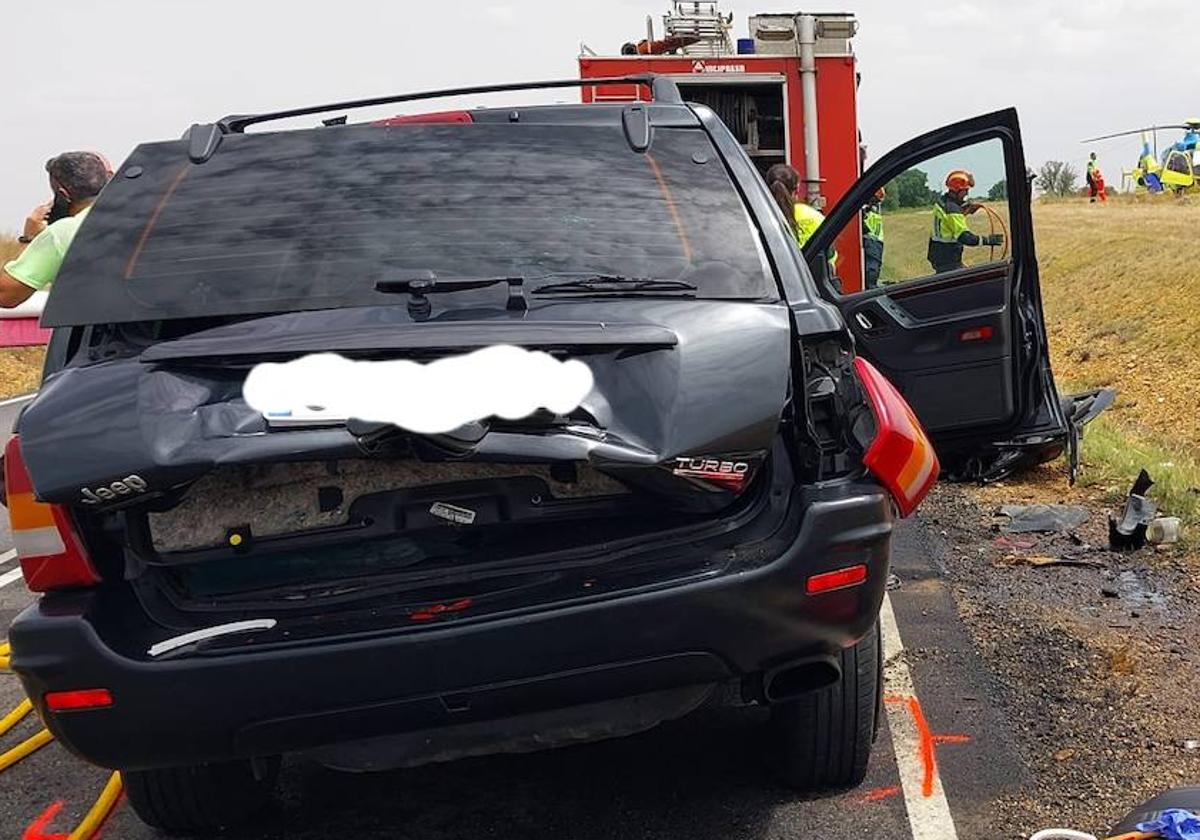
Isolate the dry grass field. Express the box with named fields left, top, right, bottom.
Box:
left=0, top=235, right=42, bottom=399
left=880, top=198, right=1200, bottom=530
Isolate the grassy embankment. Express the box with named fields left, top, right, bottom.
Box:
left=0, top=236, right=42, bottom=399
left=882, top=199, right=1200, bottom=533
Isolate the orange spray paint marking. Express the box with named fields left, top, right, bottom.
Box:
left=23, top=801, right=69, bottom=840
left=901, top=695, right=971, bottom=798
left=861, top=785, right=902, bottom=803
left=907, top=695, right=937, bottom=798
left=933, top=734, right=971, bottom=745
left=24, top=784, right=125, bottom=839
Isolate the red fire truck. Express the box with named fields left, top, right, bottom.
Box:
left=579, top=3, right=866, bottom=290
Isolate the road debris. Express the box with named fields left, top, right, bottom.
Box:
left=1062, top=387, right=1118, bottom=484
left=1000, top=504, right=1090, bottom=533
left=1181, top=739, right=1200, bottom=751
left=1134, top=808, right=1200, bottom=839
left=1109, top=470, right=1158, bottom=551
left=1002, top=555, right=1106, bottom=570
left=996, top=535, right=1039, bottom=550
left=1148, top=517, right=1182, bottom=546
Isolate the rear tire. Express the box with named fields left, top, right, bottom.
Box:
left=766, top=620, right=882, bottom=790
left=123, top=757, right=279, bottom=835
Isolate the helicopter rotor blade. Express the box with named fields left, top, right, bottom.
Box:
left=1080, top=126, right=1177, bottom=143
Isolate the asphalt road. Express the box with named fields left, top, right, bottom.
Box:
left=0, top=395, right=1026, bottom=839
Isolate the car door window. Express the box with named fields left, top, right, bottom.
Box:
left=825, top=138, right=1012, bottom=294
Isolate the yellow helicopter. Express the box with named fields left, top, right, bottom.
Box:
left=1082, top=119, right=1200, bottom=194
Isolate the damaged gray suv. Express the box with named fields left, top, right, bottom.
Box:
left=2, top=76, right=1067, bottom=833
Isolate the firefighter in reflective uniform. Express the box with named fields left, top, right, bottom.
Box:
left=862, top=187, right=885, bottom=288
left=928, top=170, right=1003, bottom=274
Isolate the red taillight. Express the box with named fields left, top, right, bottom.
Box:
left=3, top=436, right=101, bottom=592
left=374, top=110, right=475, bottom=126
left=45, top=689, right=113, bottom=712
left=853, top=358, right=940, bottom=517
left=806, top=564, right=868, bottom=595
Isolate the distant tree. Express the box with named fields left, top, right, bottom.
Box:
left=987, top=180, right=1008, bottom=201
left=881, top=188, right=899, bottom=211
left=890, top=168, right=937, bottom=208
left=1036, top=161, right=1079, bottom=197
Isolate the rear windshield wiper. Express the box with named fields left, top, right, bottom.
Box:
left=532, top=275, right=698, bottom=296
left=375, top=273, right=526, bottom=317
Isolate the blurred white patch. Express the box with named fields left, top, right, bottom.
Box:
left=483, top=5, right=516, bottom=23
left=243, top=345, right=594, bottom=435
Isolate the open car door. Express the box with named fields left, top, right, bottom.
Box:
left=803, top=109, right=1069, bottom=480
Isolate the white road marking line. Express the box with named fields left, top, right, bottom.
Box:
left=0, top=549, right=15, bottom=566
left=0, top=566, right=25, bottom=589
left=880, top=594, right=960, bottom=840
left=0, top=394, right=34, bottom=408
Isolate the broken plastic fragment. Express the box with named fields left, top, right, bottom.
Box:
left=1109, top=469, right=1158, bottom=551
left=147, top=618, right=278, bottom=657
left=999, top=504, right=1090, bottom=534
left=1147, top=517, right=1182, bottom=545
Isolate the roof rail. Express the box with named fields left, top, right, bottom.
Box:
left=215, top=74, right=682, bottom=134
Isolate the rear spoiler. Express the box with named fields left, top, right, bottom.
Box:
left=140, top=319, right=678, bottom=364
left=185, top=75, right=684, bottom=163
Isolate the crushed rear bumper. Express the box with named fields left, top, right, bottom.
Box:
left=10, top=480, right=893, bottom=771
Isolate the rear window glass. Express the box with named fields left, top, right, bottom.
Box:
left=44, top=121, right=774, bottom=326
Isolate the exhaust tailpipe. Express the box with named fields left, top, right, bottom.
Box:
left=762, top=656, right=841, bottom=703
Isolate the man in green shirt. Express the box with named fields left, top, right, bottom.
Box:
left=1, top=151, right=111, bottom=308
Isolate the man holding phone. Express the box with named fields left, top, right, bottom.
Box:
left=0, top=151, right=111, bottom=308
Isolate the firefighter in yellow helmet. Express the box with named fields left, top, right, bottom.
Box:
left=928, top=170, right=1003, bottom=274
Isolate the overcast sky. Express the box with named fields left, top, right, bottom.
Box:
left=3, top=0, right=1191, bottom=224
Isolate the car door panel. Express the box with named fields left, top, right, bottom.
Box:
left=841, top=274, right=1011, bottom=373
left=840, top=276, right=1013, bottom=431
left=803, top=108, right=1067, bottom=474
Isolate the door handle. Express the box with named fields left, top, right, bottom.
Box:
left=854, top=310, right=890, bottom=338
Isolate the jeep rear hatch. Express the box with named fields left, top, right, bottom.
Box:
left=21, top=111, right=803, bottom=610
left=43, top=118, right=774, bottom=326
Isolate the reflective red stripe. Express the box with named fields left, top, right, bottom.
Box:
left=806, top=564, right=868, bottom=595
left=45, top=689, right=113, bottom=712
left=959, top=326, right=994, bottom=342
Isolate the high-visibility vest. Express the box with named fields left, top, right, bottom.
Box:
left=931, top=198, right=969, bottom=244
left=864, top=206, right=884, bottom=241
left=793, top=203, right=826, bottom=247
left=793, top=203, right=839, bottom=267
